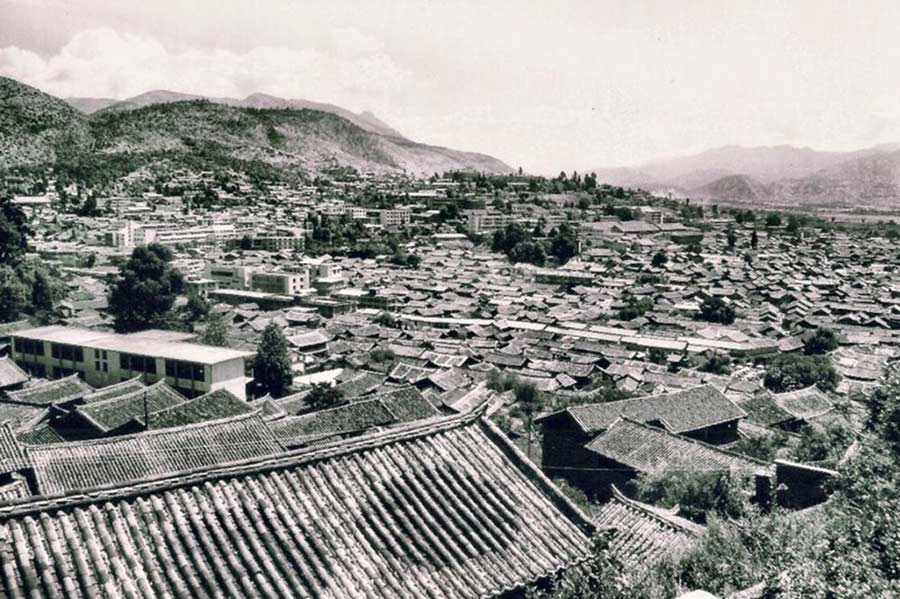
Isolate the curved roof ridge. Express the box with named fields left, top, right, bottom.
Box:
left=608, top=484, right=705, bottom=536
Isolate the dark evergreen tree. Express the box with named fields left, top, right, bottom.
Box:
left=254, top=323, right=293, bottom=398
left=108, top=243, right=185, bottom=332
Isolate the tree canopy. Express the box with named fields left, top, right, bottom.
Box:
left=108, top=243, right=186, bottom=333
left=253, top=323, right=293, bottom=398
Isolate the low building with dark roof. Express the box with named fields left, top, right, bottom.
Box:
left=582, top=418, right=768, bottom=498
left=19, top=411, right=284, bottom=496
left=538, top=384, right=747, bottom=494
left=0, top=411, right=595, bottom=598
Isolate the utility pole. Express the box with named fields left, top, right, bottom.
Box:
left=143, top=389, right=149, bottom=431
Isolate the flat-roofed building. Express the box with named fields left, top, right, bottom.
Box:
left=10, top=326, right=254, bottom=400
left=249, top=270, right=309, bottom=295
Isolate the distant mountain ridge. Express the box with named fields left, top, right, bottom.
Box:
left=0, top=77, right=511, bottom=178
left=592, top=143, right=900, bottom=208
left=67, top=89, right=407, bottom=139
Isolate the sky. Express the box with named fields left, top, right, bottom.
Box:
left=2, top=0, right=900, bottom=174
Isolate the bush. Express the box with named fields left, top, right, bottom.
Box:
left=698, top=296, right=736, bottom=324
left=764, top=354, right=839, bottom=393
left=792, top=424, right=855, bottom=466
left=803, top=327, right=839, bottom=355
left=305, top=382, right=344, bottom=410
left=632, top=468, right=748, bottom=524
left=732, top=433, right=789, bottom=462
left=700, top=351, right=732, bottom=374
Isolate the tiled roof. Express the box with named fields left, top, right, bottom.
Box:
left=554, top=384, right=746, bottom=435
left=14, top=423, right=65, bottom=446
left=370, top=386, right=441, bottom=421
left=333, top=370, right=386, bottom=398
left=586, top=418, right=766, bottom=475
left=140, top=388, right=253, bottom=430
left=5, top=375, right=93, bottom=406
left=80, top=376, right=145, bottom=403
left=0, top=423, right=28, bottom=474
left=73, top=381, right=186, bottom=434
left=770, top=386, right=833, bottom=420
left=0, top=412, right=594, bottom=598
left=24, top=412, right=284, bottom=496
left=594, top=486, right=702, bottom=568
left=0, top=357, right=28, bottom=389
left=269, top=398, right=396, bottom=443
left=269, top=385, right=442, bottom=446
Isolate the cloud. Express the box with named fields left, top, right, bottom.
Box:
left=0, top=27, right=407, bottom=108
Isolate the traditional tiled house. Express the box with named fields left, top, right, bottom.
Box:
left=0, top=411, right=594, bottom=598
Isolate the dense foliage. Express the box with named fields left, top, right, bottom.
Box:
left=253, top=323, right=293, bottom=398
left=107, top=243, right=186, bottom=333
left=764, top=353, right=840, bottom=392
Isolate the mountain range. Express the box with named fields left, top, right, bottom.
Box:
left=592, top=144, right=900, bottom=208
left=0, top=76, right=511, bottom=180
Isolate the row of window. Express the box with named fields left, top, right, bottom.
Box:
left=120, top=353, right=157, bottom=374
left=13, top=338, right=44, bottom=355
left=51, top=343, right=84, bottom=362
left=165, top=359, right=206, bottom=382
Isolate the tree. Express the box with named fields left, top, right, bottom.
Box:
left=30, top=268, right=55, bottom=315
left=185, top=293, right=211, bottom=323
left=651, top=249, right=667, bottom=267
left=764, top=354, right=839, bottom=393
left=750, top=229, right=759, bottom=249
left=726, top=227, right=737, bottom=250
left=803, top=327, right=838, bottom=355
left=0, top=197, right=29, bottom=266
left=792, top=424, right=854, bottom=466
left=199, top=311, right=229, bottom=346
left=0, top=265, right=27, bottom=322
left=253, top=323, right=293, bottom=398
left=508, top=240, right=546, bottom=266
left=77, top=195, right=100, bottom=216
left=648, top=347, right=667, bottom=365
left=306, top=382, right=344, bottom=410
left=108, top=243, right=186, bottom=333
left=549, top=224, right=578, bottom=263
left=700, top=350, right=732, bottom=374
left=765, top=213, right=782, bottom=228
left=699, top=296, right=736, bottom=324
left=512, top=380, right=544, bottom=459
left=618, top=293, right=654, bottom=321
left=786, top=214, right=800, bottom=234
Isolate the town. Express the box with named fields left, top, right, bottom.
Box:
left=1, top=162, right=899, bottom=598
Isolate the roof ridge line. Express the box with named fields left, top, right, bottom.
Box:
left=0, top=407, right=484, bottom=518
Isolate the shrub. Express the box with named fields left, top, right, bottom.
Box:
left=764, top=354, right=839, bottom=393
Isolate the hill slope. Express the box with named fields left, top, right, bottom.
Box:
left=0, top=77, right=93, bottom=168
left=3, top=77, right=510, bottom=178
left=68, top=90, right=407, bottom=138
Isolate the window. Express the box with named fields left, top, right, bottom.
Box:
left=16, top=338, right=44, bottom=355
left=120, top=353, right=155, bottom=373
left=177, top=361, right=192, bottom=379
left=166, top=359, right=205, bottom=382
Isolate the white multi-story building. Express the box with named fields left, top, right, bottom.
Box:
left=11, top=326, right=254, bottom=400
